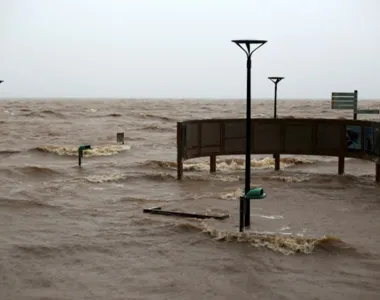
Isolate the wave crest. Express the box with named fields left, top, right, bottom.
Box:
left=146, top=156, right=314, bottom=172
left=0, top=198, right=55, bottom=209
left=175, top=222, right=353, bottom=256
left=35, top=144, right=131, bottom=157
left=17, top=166, right=60, bottom=176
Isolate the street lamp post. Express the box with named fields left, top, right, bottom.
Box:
left=232, top=39, right=267, bottom=228
left=268, top=77, right=284, bottom=169
left=268, top=76, right=284, bottom=171
left=268, top=77, right=284, bottom=119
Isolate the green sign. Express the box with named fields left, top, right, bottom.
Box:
left=331, top=92, right=357, bottom=110
left=357, top=109, right=379, bottom=114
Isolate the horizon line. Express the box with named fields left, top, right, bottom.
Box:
left=0, top=97, right=379, bottom=101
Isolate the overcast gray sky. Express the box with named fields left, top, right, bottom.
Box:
left=0, top=0, right=379, bottom=99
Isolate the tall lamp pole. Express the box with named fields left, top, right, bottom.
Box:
left=232, top=39, right=267, bottom=227
left=268, top=77, right=284, bottom=119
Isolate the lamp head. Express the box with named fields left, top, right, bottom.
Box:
left=268, top=77, right=284, bottom=84
left=232, top=39, right=267, bottom=57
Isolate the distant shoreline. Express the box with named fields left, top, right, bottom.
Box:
left=0, top=98, right=378, bottom=102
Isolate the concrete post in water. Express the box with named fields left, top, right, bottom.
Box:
left=210, top=155, right=216, bottom=173
left=116, top=132, right=124, bottom=144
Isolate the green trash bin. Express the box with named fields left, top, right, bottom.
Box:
left=239, top=187, right=267, bottom=232
left=245, top=187, right=266, bottom=200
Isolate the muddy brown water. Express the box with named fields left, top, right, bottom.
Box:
left=1, top=99, right=380, bottom=300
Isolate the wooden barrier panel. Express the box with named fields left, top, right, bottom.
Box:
left=177, top=118, right=380, bottom=182
left=199, top=122, right=221, bottom=156
left=316, top=122, right=341, bottom=153
left=224, top=119, right=246, bottom=155
left=184, top=123, right=199, bottom=159
left=284, top=121, right=314, bottom=154
left=252, top=122, right=281, bottom=153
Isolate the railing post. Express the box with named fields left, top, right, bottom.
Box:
left=177, top=122, right=184, bottom=180
left=239, top=196, right=245, bottom=232
left=274, top=154, right=280, bottom=171
left=338, top=156, right=345, bottom=175
left=210, top=155, right=216, bottom=173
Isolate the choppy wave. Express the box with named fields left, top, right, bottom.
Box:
left=85, top=173, right=128, bottom=183
left=262, top=174, right=311, bottom=183
left=84, top=164, right=374, bottom=186
left=119, top=196, right=164, bottom=204
left=140, top=125, right=174, bottom=132
left=219, top=188, right=244, bottom=200
left=138, top=113, right=175, bottom=122
left=0, top=197, right=55, bottom=209
left=16, top=166, right=60, bottom=176
left=90, top=113, right=123, bottom=118
left=0, top=150, right=21, bottom=155
left=84, top=156, right=315, bottom=184
left=84, top=172, right=177, bottom=183
left=85, top=171, right=243, bottom=183
left=0, top=166, right=61, bottom=180
left=35, top=144, right=131, bottom=157
left=14, top=243, right=114, bottom=258
left=285, top=173, right=376, bottom=188
left=176, top=222, right=355, bottom=256
left=22, top=110, right=66, bottom=118
left=145, top=156, right=314, bottom=172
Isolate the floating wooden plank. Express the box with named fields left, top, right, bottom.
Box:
left=357, top=109, right=379, bottom=114
left=142, top=207, right=230, bottom=220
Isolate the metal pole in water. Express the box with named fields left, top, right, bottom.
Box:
left=268, top=77, right=284, bottom=119
left=232, top=39, right=267, bottom=228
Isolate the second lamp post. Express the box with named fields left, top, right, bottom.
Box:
left=268, top=77, right=284, bottom=119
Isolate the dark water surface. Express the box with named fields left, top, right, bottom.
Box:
left=1, top=99, right=380, bottom=300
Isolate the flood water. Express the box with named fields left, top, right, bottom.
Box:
left=1, top=98, right=380, bottom=300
